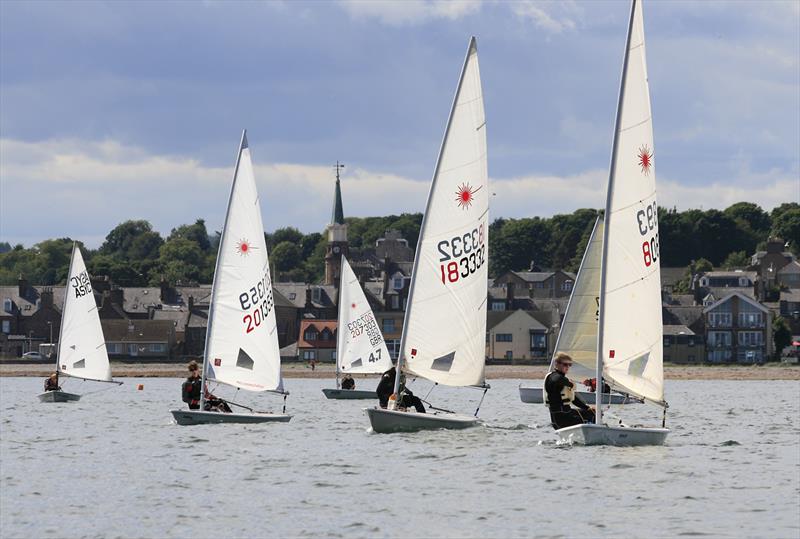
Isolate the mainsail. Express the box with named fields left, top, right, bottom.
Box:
left=204, top=131, right=283, bottom=392
left=58, top=244, right=112, bottom=382
left=598, top=0, right=664, bottom=405
left=337, top=256, right=393, bottom=375
left=401, top=37, right=488, bottom=387
left=551, top=216, right=603, bottom=381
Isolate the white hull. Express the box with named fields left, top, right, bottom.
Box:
left=555, top=423, right=668, bottom=446
left=38, top=390, right=81, bottom=403
left=364, top=407, right=481, bottom=434
left=518, top=386, right=640, bottom=405
left=170, top=409, right=292, bottom=425
left=322, top=388, right=377, bottom=400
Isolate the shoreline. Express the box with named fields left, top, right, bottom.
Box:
left=1, top=362, right=798, bottom=381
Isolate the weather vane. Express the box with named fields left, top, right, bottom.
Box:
left=335, top=160, right=345, bottom=182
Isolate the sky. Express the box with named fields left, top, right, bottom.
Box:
left=1, top=0, right=798, bottom=248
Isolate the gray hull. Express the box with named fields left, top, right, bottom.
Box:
left=555, top=423, right=669, bottom=446
left=518, top=386, right=641, bottom=405
left=364, top=407, right=480, bottom=434
left=322, top=388, right=377, bottom=400
left=170, top=409, right=292, bottom=425
left=38, top=391, right=81, bottom=403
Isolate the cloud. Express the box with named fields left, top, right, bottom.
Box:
left=336, top=0, right=481, bottom=26
left=4, top=137, right=794, bottom=249
left=508, top=1, right=580, bottom=34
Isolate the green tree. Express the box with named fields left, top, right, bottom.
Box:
left=721, top=251, right=749, bottom=269
left=100, top=220, right=161, bottom=259
left=272, top=241, right=302, bottom=272
left=169, top=219, right=211, bottom=252
left=268, top=227, right=304, bottom=249
left=771, top=208, right=800, bottom=256
left=773, top=316, right=792, bottom=360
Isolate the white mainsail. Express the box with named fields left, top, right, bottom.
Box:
left=598, top=0, right=664, bottom=405
left=336, top=256, right=393, bottom=375
left=204, top=131, right=283, bottom=392
left=551, top=216, right=604, bottom=381
left=401, top=37, right=488, bottom=387
left=57, top=244, right=112, bottom=382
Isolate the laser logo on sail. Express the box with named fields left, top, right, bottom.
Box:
left=455, top=182, right=481, bottom=210
left=637, top=145, right=653, bottom=175
left=236, top=239, right=252, bottom=256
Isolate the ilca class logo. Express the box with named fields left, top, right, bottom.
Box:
left=455, top=182, right=481, bottom=210
left=637, top=145, right=653, bottom=176
left=236, top=238, right=253, bottom=256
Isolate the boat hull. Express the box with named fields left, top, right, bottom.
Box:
left=38, top=390, right=81, bottom=403
left=555, top=423, right=668, bottom=446
left=322, top=388, right=377, bottom=400
left=364, top=407, right=480, bottom=434
left=170, top=409, right=292, bottom=425
left=518, top=386, right=640, bottom=405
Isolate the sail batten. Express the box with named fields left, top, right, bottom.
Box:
left=400, top=37, right=488, bottom=388
left=57, top=245, right=112, bottom=383
left=203, top=131, right=283, bottom=393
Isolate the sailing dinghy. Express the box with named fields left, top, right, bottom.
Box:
left=365, top=37, right=489, bottom=434
left=519, top=217, right=642, bottom=406
left=555, top=0, right=668, bottom=446
left=38, top=244, right=121, bottom=402
left=322, top=256, right=393, bottom=400
left=170, top=131, right=291, bottom=425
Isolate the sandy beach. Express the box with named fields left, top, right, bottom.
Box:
left=2, top=362, right=798, bottom=380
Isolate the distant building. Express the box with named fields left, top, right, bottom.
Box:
left=493, top=269, right=576, bottom=299
left=662, top=325, right=704, bottom=364
left=297, top=319, right=337, bottom=363
left=703, top=292, right=772, bottom=363
left=486, top=310, right=554, bottom=363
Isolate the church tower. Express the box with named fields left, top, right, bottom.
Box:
left=324, top=161, right=349, bottom=285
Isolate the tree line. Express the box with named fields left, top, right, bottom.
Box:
left=0, top=202, right=797, bottom=287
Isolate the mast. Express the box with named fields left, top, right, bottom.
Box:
left=393, top=36, right=478, bottom=399
left=55, top=243, right=78, bottom=379
left=202, top=129, right=249, bottom=408
left=335, top=254, right=345, bottom=389
left=596, top=0, right=637, bottom=425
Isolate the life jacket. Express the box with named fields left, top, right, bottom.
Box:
left=543, top=371, right=575, bottom=407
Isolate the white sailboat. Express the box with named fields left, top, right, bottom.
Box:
left=518, top=217, right=642, bottom=405
left=38, top=244, right=121, bottom=402
left=365, top=36, right=489, bottom=433
left=322, top=256, right=393, bottom=400
left=170, top=131, right=291, bottom=425
left=555, top=0, right=668, bottom=446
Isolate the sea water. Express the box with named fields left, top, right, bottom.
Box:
left=1, top=378, right=798, bottom=539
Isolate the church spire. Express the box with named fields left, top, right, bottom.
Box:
left=331, top=161, right=345, bottom=225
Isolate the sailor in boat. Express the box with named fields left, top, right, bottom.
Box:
left=44, top=372, right=60, bottom=392
left=376, top=367, right=425, bottom=413
left=341, top=374, right=355, bottom=390
left=581, top=377, right=611, bottom=394
left=181, top=360, right=232, bottom=413
left=544, top=353, right=595, bottom=429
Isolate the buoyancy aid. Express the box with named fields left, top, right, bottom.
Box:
left=543, top=371, right=575, bottom=407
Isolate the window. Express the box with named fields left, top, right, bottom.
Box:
left=737, top=331, right=763, bottom=346
left=496, top=334, right=512, bottom=342
left=504, top=350, right=513, bottom=360
left=530, top=332, right=546, bottom=350
left=382, top=319, right=395, bottom=333
left=148, top=343, right=166, bottom=353
left=708, top=331, right=732, bottom=347
left=491, top=301, right=506, bottom=311
left=312, top=288, right=321, bottom=303
left=320, top=328, right=333, bottom=341
left=304, top=329, right=318, bottom=341
left=534, top=282, right=545, bottom=289
left=331, top=350, right=337, bottom=361
left=393, top=277, right=404, bottom=290
left=3, top=299, right=11, bottom=313
left=688, top=337, right=695, bottom=347
left=127, top=344, right=138, bottom=356
left=663, top=336, right=671, bottom=347
left=288, top=293, right=296, bottom=300
left=391, top=296, right=400, bottom=310
left=738, top=312, right=763, bottom=328
left=106, top=343, right=123, bottom=354
left=1, top=320, right=9, bottom=334
left=302, top=350, right=316, bottom=360
left=561, top=280, right=573, bottom=292
left=688, top=355, right=695, bottom=363
left=708, top=312, right=732, bottom=328
left=385, top=339, right=400, bottom=360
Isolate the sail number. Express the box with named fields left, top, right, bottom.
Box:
left=348, top=312, right=384, bottom=347
left=70, top=270, right=92, bottom=298
left=240, top=272, right=274, bottom=334
left=636, top=202, right=659, bottom=268
left=437, top=224, right=486, bottom=284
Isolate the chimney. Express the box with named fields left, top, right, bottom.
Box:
left=188, top=296, right=195, bottom=310
left=305, top=287, right=313, bottom=308
left=18, top=274, right=28, bottom=298
left=506, top=282, right=515, bottom=310
left=766, top=238, right=784, bottom=254
left=110, top=286, right=124, bottom=306
left=160, top=277, right=171, bottom=303
left=40, top=288, right=54, bottom=309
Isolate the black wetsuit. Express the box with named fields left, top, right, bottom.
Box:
left=544, top=370, right=595, bottom=429
left=376, top=369, right=425, bottom=413
left=182, top=377, right=202, bottom=410
left=341, top=377, right=355, bottom=390
left=44, top=377, right=60, bottom=392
